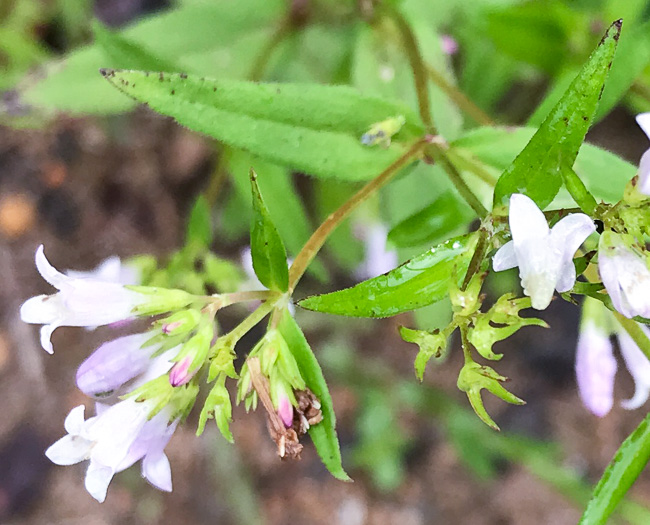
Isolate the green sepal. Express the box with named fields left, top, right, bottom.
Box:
left=197, top=376, right=233, bottom=442
left=457, top=362, right=525, bottom=431
left=174, top=322, right=214, bottom=373
left=399, top=326, right=447, bottom=381
left=128, top=285, right=195, bottom=316
left=249, top=169, right=289, bottom=292
left=155, top=308, right=203, bottom=337
left=208, top=338, right=238, bottom=382
left=468, top=294, right=548, bottom=361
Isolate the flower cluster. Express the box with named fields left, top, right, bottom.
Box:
left=20, top=245, right=312, bottom=502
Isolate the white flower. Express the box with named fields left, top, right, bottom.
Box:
left=635, top=113, right=650, bottom=195
left=354, top=223, right=398, bottom=280
left=20, top=245, right=147, bottom=353
left=66, top=256, right=140, bottom=286
left=46, top=400, right=177, bottom=502
left=575, top=320, right=617, bottom=417
left=493, top=194, right=595, bottom=310
left=598, top=232, right=650, bottom=319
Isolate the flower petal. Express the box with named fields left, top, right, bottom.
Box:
left=142, top=452, right=172, bottom=492
left=35, top=245, right=68, bottom=288
left=85, top=461, right=115, bottom=503
left=46, top=435, right=92, bottom=465
left=509, top=193, right=549, bottom=244
left=636, top=112, right=650, bottom=141
left=555, top=260, right=577, bottom=294
left=40, top=323, right=59, bottom=354
left=20, top=294, right=60, bottom=324
left=550, top=214, right=595, bottom=261
left=619, top=328, right=650, bottom=410
left=492, top=241, right=517, bottom=271
left=64, top=405, right=86, bottom=435
left=575, top=323, right=617, bottom=417
left=638, top=149, right=650, bottom=196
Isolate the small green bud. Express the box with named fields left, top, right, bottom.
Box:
left=197, top=377, right=233, bottom=441
left=169, top=322, right=214, bottom=386
left=159, top=309, right=203, bottom=336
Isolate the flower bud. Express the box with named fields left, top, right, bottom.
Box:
left=160, top=309, right=202, bottom=336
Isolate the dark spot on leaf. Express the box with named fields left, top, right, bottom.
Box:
left=582, top=116, right=588, bottom=121
left=159, top=72, right=164, bottom=82
left=213, top=87, right=217, bottom=92
left=171, top=90, right=175, bottom=95
left=180, top=73, right=188, bottom=79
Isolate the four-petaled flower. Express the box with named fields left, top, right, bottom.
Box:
left=46, top=400, right=177, bottom=503
left=493, top=193, right=595, bottom=310
left=20, top=246, right=147, bottom=353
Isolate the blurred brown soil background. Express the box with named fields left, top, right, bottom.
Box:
left=3, top=4, right=650, bottom=524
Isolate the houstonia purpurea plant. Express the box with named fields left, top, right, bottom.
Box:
left=11, top=0, right=650, bottom=521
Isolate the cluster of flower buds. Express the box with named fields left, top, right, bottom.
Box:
left=19, top=244, right=309, bottom=502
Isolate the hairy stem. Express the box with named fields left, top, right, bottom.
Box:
left=288, top=139, right=427, bottom=290
left=219, top=290, right=280, bottom=306
left=385, top=7, right=435, bottom=133
left=425, top=64, right=495, bottom=126
left=224, top=301, right=274, bottom=344
left=428, top=144, right=489, bottom=219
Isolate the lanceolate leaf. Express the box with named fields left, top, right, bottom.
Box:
left=451, top=126, right=635, bottom=204
left=249, top=169, right=289, bottom=292
left=492, top=20, right=621, bottom=210
left=100, top=69, right=424, bottom=181
left=579, top=412, right=650, bottom=525
left=299, top=233, right=477, bottom=318
left=278, top=311, right=350, bottom=481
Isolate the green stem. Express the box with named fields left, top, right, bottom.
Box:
left=425, top=64, right=495, bottom=126
left=224, top=301, right=274, bottom=344
left=218, top=290, right=280, bottom=306
left=203, top=146, right=231, bottom=207
left=249, top=20, right=291, bottom=82
left=462, top=227, right=490, bottom=290
left=384, top=7, right=435, bottom=133
left=445, top=148, right=498, bottom=186
left=428, top=144, right=489, bottom=219
left=560, top=164, right=598, bottom=215
left=288, top=139, right=427, bottom=291
left=614, top=311, right=650, bottom=363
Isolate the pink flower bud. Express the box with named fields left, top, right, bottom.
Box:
left=277, top=393, right=294, bottom=428
left=162, top=321, right=183, bottom=334
left=169, top=357, right=194, bottom=387
left=440, top=34, right=459, bottom=55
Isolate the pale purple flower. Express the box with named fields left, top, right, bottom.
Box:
left=618, top=327, right=650, bottom=410
left=20, top=246, right=146, bottom=353
left=76, top=333, right=176, bottom=398
left=635, top=113, right=650, bottom=195
left=598, top=232, right=650, bottom=319
left=169, top=356, right=193, bottom=387
left=493, top=194, right=595, bottom=310
left=45, top=399, right=176, bottom=502
left=354, top=223, right=398, bottom=280
left=575, top=321, right=617, bottom=417
left=440, top=34, right=459, bottom=55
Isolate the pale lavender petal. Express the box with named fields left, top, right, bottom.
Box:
left=598, top=246, right=630, bottom=318
left=85, top=462, right=114, bottom=503
left=67, top=256, right=139, bottom=285
left=355, top=224, right=398, bottom=280
left=575, top=323, right=616, bottom=417
left=35, top=245, right=68, bottom=288
left=64, top=405, right=86, bottom=435
left=142, top=453, right=172, bottom=492
left=619, top=328, right=650, bottom=410
left=19, top=294, right=60, bottom=324
left=76, top=333, right=155, bottom=397
left=46, top=435, right=92, bottom=465
left=492, top=241, right=517, bottom=271
left=509, top=193, right=549, bottom=243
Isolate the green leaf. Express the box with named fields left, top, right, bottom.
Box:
left=249, top=169, right=289, bottom=292
left=451, top=126, right=635, bottom=205
left=92, top=20, right=179, bottom=72
left=492, top=20, right=621, bottom=210
left=186, top=195, right=212, bottom=248
left=227, top=150, right=327, bottom=280
left=388, top=191, right=473, bottom=248
left=579, top=412, right=650, bottom=525
left=100, top=69, right=423, bottom=181
left=278, top=311, right=350, bottom=481
left=299, top=233, right=477, bottom=318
